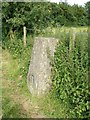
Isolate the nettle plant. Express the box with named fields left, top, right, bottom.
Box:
left=51, top=32, right=89, bottom=118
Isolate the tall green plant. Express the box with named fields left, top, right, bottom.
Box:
left=52, top=31, right=89, bottom=118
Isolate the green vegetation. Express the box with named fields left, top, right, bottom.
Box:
left=2, top=1, right=89, bottom=38
left=30, top=93, right=71, bottom=118
left=2, top=27, right=89, bottom=118
left=2, top=1, right=90, bottom=119
left=40, top=27, right=89, bottom=118
left=2, top=49, right=32, bottom=118
left=51, top=31, right=89, bottom=118
left=2, top=36, right=71, bottom=118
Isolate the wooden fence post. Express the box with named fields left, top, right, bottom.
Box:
left=23, top=26, right=26, bottom=47
left=69, top=28, right=76, bottom=53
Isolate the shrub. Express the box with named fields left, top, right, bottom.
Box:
left=52, top=31, right=89, bottom=118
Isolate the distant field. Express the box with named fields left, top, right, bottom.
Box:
left=39, top=26, right=88, bottom=39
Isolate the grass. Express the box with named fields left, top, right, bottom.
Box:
left=31, top=93, right=72, bottom=118
left=2, top=49, right=32, bottom=118
left=2, top=48, right=71, bottom=118
left=39, top=26, right=88, bottom=39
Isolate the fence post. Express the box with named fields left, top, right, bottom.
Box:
left=23, top=26, right=26, bottom=47
left=69, top=28, right=76, bottom=53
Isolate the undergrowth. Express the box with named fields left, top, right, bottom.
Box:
left=2, top=35, right=34, bottom=118
left=2, top=27, right=89, bottom=118
left=51, top=31, right=89, bottom=118
left=2, top=33, right=72, bottom=118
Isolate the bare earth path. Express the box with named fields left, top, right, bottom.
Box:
left=2, top=49, right=46, bottom=118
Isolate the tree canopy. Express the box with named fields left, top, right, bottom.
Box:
left=2, top=2, right=89, bottom=37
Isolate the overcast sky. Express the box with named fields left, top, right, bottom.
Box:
left=49, top=0, right=90, bottom=6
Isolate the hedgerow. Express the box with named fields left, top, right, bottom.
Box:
left=52, top=32, right=89, bottom=118
left=2, top=2, right=88, bottom=38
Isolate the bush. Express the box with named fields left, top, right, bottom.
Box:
left=2, top=2, right=88, bottom=38
left=52, top=31, right=89, bottom=118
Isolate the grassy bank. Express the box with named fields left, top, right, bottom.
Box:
left=2, top=49, right=71, bottom=118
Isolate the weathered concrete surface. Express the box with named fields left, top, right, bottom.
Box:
left=27, top=37, right=58, bottom=95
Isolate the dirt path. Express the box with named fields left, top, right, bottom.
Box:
left=2, top=49, right=46, bottom=118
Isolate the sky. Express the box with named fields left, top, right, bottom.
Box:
left=49, top=0, right=90, bottom=6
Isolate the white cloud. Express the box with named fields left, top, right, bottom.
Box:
left=50, top=0, right=90, bottom=6
left=67, top=0, right=89, bottom=6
